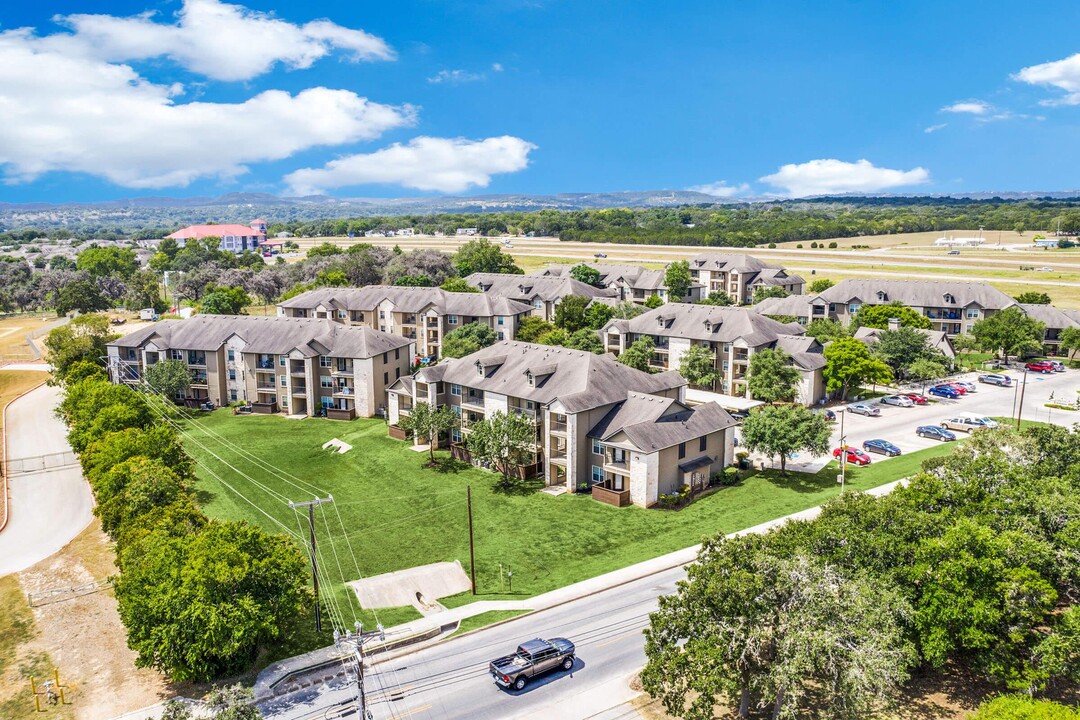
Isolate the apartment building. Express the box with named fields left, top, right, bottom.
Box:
left=1015, top=303, right=1080, bottom=355
left=602, top=304, right=826, bottom=406
left=689, top=253, right=805, bottom=305
left=166, top=219, right=266, bottom=253
left=107, top=315, right=413, bottom=419
left=530, top=264, right=704, bottom=304
left=853, top=322, right=957, bottom=360
left=386, top=341, right=735, bottom=507
left=277, top=286, right=532, bottom=360
left=465, top=273, right=619, bottom=321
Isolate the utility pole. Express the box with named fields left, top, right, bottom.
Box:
left=837, top=409, right=847, bottom=492
left=467, top=485, right=477, bottom=595
left=336, top=621, right=384, bottom=720
left=1016, top=368, right=1029, bottom=430
left=289, top=496, right=334, bottom=632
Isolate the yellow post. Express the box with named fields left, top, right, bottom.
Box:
left=53, top=668, right=59, bottom=686
left=59, top=688, right=67, bottom=705
left=30, top=676, right=37, bottom=694
left=34, top=695, right=42, bottom=713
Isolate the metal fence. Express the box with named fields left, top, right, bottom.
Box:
left=28, top=578, right=111, bottom=607
left=5, top=450, right=79, bottom=477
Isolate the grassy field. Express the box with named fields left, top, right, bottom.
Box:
left=0, top=576, right=72, bottom=720
left=182, top=411, right=959, bottom=632
left=0, top=313, right=59, bottom=363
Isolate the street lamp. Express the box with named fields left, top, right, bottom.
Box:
left=837, top=409, right=847, bottom=492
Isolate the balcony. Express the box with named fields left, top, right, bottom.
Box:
left=509, top=405, right=539, bottom=422
left=550, top=418, right=568, bottom=434
left=426, top=318, right=439, bottom=328
left=291, top=384, right=307, bottom=396
left=592, top=485, right=631, bottom=508
left=549, top=445, right=568, bottom=463
left=603, top=457, right=629, bottom=475
left=190, top=372, right=208, bottom=387
left=331, top=364, right=353, bottom=376
left=187, top=353, right=207, bottom=367
left=255, top=360, right=276, bottom=371
left=256, top=382, right=277, bottom=391
left=402, top=315, right=417, bottom=326
left=461, top=392, right=485, bottom=410
left=333, top=386, right=354, bottom=397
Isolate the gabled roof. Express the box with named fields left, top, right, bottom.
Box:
left=753, top=294, right=822, bottom=318
left=817, top=279, right=1016, bottom=310
left=415, top=341, right=684, bottom=413
left=602, top=303, right=806, bottom=346
left=588, top=394, right=734, bottom=452
left=1017, top=303, right=1080, bottom=330
left=166, top=224, right=265, bottom=240
left=109, top=315, right=410, bottom=358
left=278, top=286, right=532, bottom=317
left=466, top=273, right=619, bottom=302
left=689, top=253, right=786, bottom=273
left=852, top=326, right=957, bottom=359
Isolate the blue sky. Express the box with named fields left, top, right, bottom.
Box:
left=1, top=0, right=1078, bottom=202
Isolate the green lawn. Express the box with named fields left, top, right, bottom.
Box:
left=181, top=412, right=958, bottom=634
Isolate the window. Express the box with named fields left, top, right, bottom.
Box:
left=525, top=371, right=534, bottom=387
left=497, top=332, right=505, bottom=340
left=383, top=372, right=389, bottom=385
left=228, top=369, right=236, bottom=381
left=170, top=349, right=183, bottom=361
left=379, top=311, right=385, bottom=319
left=592, top=439, right=602, bottom=455
left=678, top=442, right=686, bottom=459
left=230, top=390, right=237, bottom=401
left=497, top=316, right=505, bottom=326
left=395, top=348, right=400, bottom=360
left=448, top=315, right=459, bottom=325
left=395, top=367, right=401, bottom=379
left=320, top=356, right=332, bottom=367
left=451, top=429, right=462, bottom=443
left=227, top=349, right=235, bottom=361
left=451, top=383, right=461, bottom=396
left=944, top=294, right=956, bottom=304
left=592, top=466, right=603, bottom=484
left=338, top=310, right=347, bottom=319
left=966, top=323, right=975, bottom=333
left=699, top=436, right=707, bottom=452
left=280, top=375, right=287, bottom=387
left=966, top=308, right=980, bottom=319
left=533, top=300, right=543, bottom=309
left=321, top=377, right=333, bottom=388
left=849, top=303, right=861, bottom=314
left=279, top=356, right=286, bottom=367
left=322, top=396, right=334, bottom=409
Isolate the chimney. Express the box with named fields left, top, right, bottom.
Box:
left=887, top=317, right=901, bottom=332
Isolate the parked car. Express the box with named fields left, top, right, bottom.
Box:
left=959, top=412, right=999, bottom=428
left=978, top=373, right=1012, bottom=387
left=847, top=403, right=880, bottom=417
left=943, top=382, right=969, bottom=394
left=917, top=425, right=956, bottom=441
left=1049, top=360, right=1066, bottom=372
left=594, top=252, right=607, bottom=258
left=833, top=447, right=872, bottom=465
left=955, top=381, right=977, bottom=392
left=1026, top=360, right=1056, bottom=374
left=863, top=439, right=902, bottom=456
left=941, top=416, right=990, bottom=433
left=880, top=394, right=914, bottom=407
left=902, top=393, right=930, bottom=405
left=490, top=638, right=576, bottom=691
left=928, top=385, right=961, bottom=399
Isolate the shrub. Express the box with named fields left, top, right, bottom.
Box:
left=828, top=242, right=838, bottom=248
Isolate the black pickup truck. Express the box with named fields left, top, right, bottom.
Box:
left=489, top=637, right=576, bottom=691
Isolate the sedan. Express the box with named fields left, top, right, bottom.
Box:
left=917, top=425, right=957, bottom=442
left=833, top=447, right=872, bottom=465
left=902, top=393, right=930, bottom=405
left=1026, top=360, right=1056, bottom=374
left=863, top=439, right=902, bottom=456
left=594, top=252, right=608, bottom=259
left=847, top=403, right=881, bottom=417
left=953, top=381, right=977, bottom=393
left=928, top=385, right=961, bottom=399
left=880, top=395, right=914, bottom=407
left=978, top=373, right=1012, bottom=387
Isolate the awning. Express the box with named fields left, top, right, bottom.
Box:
left=679, top=456, right=714, bottom=474
left=684, top=388, right=765, bottom=412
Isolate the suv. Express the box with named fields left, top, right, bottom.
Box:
left=941, top=416, right=991, bottom=433
left=1049, top=360, right=1066, bottom=372
left=1026, top=360, right=1056, bottom=374
left=978, top=373, right=1012, bottom=387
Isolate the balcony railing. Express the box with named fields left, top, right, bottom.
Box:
left=291, top=385, right=307, bottom=395
left=334, top=387, right=353, bottom=396
left=549, top=446, right=567, bottom=461
left=550, top=419, right=568, bottom=434
left=256, top=382, right=277, bottom=391
left=190, top=373, right=208, bottom=386
left=461, top=393, right=485, bottom=409
left=509, top=406, right=539, bottom=421
left=256, top=361, right=275, bottom=370
left=603, top=457, right=629, bottom=474
left=331, top=365, right=353, bottom=376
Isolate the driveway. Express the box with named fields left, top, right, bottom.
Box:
left=0, top=382, right=93, bottom=577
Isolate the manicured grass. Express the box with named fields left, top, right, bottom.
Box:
left=448, top=610, right=530, bottom=638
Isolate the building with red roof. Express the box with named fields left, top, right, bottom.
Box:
left=166, top=219, right=266, bottom=253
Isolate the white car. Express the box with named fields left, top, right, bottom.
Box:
left=880, top=394, right=914, bottom=407
left=1036, top=267, right=1054, bottom=272
left=952, top=381, right=976, bottom=393
left=959, top=413, right=999, bottom=429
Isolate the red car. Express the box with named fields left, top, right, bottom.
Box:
left=1026, top=360, right=1056, bottom=374
left=902, top=393, right=929, bottom=405
left=943, top=383, right=968, bottom=394
left=832, top=447, right=872, bottom=466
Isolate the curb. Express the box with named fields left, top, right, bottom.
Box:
left=0, top=375, right=51, bottom=535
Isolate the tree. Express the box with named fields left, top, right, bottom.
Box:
left=951, top=332, right=979, bottom=365
left=536, top=327, right=571, bottom=347
left=77, top=246, right=139, bottom=279
left=739, top=404, right=830, bottom=472
left=95, top=456, right=188, bottom=538
left=567, top=328, right=603, bottom=353
left=871, top=327, right=937, bottom=379
left=854, top=302, right=932, bottom=330
left=454, top=238, right=522, bottom=275
left=125, top=270, right=167, bottom=312
left=617, top=336, right=655, bottom=372
left=440, top=277, right=479, bottom=293
left=747, top=348, right=800, bottom=403
left=968, top=696, right=1080, bottom=720
left=398, top=402, right=457, bottom=465
left=515, top=316, right=555, bottom=343
left=54, top=279, right=110, bottom=315
left=569, top=264, right=601, bottom=286
left=306, top=242, right=343, bottom=258
left=393, top=274, right=433, bottom=286
left=44, top=314, right=118, bottom=382
left=1060, top=326, right=1080, bottom=360
left=114, top=520, right=308, bottom=682
left=200, top=286, right=251, bottom=315
left=678, top=345, right=721, bottom=389
left=906, top=357, right=947, bottom=389
left=808, top=278, right=835, bottom=293
left=972, top=306, right=1045, bottom=360
left=553, top=295, right=590, bottom=332
left=752, top=285, right=789, bottom=304
left=466, top=410, right=536, bottom=490
left=699, top=290, right=733, bottom=306
left=584, top=302, right=615, bottom=330
left=804, top=318, right=849, bottom=343
left=823, top=337, right=893, bottom=401
left=442, top=321, right=498, bottom=358
left=643, top=535, right=914, bottom=720
left=144, top=359, right=192, bottom=399
left=64, top=360, right=108, bottom=385
left=1015, top=291, right=1052, bottom=304
left=204, top=684, right=260, bottom=720
left=663, top=260, right=693, bottom=300
left=643, top=294, right=664, bottom=309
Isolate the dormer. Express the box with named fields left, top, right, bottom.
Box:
left=475, top=355, right=506, bottom=378
left=943, top=293, right=956, bottom=305
left=518, top=284, right=533, bottom=295
left=524, top=363, right=556, bottom=387
left=656, top=315, right=666, bottom=328
left=876, top=291, right=888, bottom=302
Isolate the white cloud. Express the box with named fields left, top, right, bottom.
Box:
left=51, top=0, right=394, bottom=82
left=284, top=136, right=537, bottom=195
left=492, top=62, right=504, bottom=72
left=427, top=69, right=485, bottom=84
left=941, top=100, right=991, bottom=115
left=924, top=123, right=948, bottom=134
left=759, top=159, right=930, bottom=197
left=688, top=180, right=750, bottom=197
left=1014, top=53, right=1080, bottom=105
left=0, top=29, right=414, bottom=188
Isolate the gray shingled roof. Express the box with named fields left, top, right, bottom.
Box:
left=817, top=279, right=1016, bottom=310
left=852, top=326, right=957, bottom=359
left=1017, top=303, right=1080, bottom=330
left=689, top=253, right=785, bottom=273
left=466, top=273, right=619, bottom=302
left=278, top=285, right=532, bottom=317
left=603, top=303, right=807, bottom=345
left=109, top=314, right=410, bottom=358
left=531, top=263, right=701, bottom=292
left=753, top=295, right=822, bottom=317
left=414, top=341, right=684, bottom=413
left=588, top=394, right=734, bottom=452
